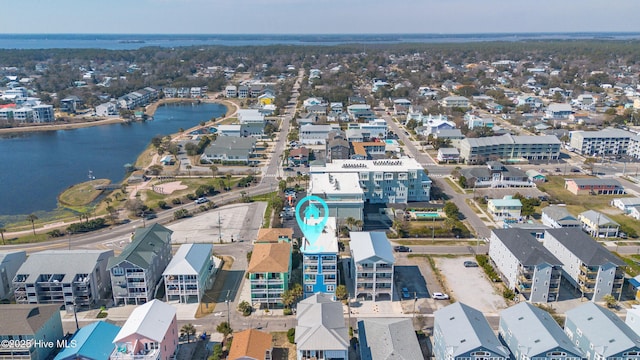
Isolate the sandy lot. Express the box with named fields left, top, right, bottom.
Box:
left=435, top=256, right=507, bottom=314
left=153, top=181, right=187, bottom=194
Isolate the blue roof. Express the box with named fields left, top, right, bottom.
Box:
left=631, top=276, right=640, bottom=289
left=54, top=321, right=121, bottom=360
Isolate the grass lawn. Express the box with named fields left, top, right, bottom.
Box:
left=219, top=117, right=238, bottom=125
left=444, top=177, right=465, bottom=194
left=465, top=199, right=483, bottom=214
left=134, top=144, right=155, bottom=169
left=538, top=175, right=633, bottom=212
left=615, top=253, right=640, bottom=277
left=58, top=179, right=110, bottom=208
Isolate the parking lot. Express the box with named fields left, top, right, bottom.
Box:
left=435, top=256, right=507, bottom=313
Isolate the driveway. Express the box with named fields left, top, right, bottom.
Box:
left=435, top=256, right=506, bottom=314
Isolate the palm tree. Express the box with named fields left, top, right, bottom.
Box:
left=225, top=174, right=232, bottom=190
left=354, top=219, right=364, bottom=231
left=180, top=323, right=196, bottom=343
left=209, top=165, right=218, bottom=179
left=0, top=227, right=5, bottom=245
left=26, top=214, right=38, bottom=236
left=186, top=164, right=192, bottom=177
left=344, top=217, right=356, bottom=231
left=217, top=178, right=226, bottom=192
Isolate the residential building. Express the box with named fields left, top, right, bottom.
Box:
left=32, top=105, right=55, bottom=123
left=108, top=224, right=173, bottom=305
left=437, top=148, right=460, bottom=163
left=111, top=300, right=178, bottom=360
left=189, top=87, right=202, bottom=98
left=308, top=173, right=364, bottom=221
left=349, top=232, right=395, bottom=301
left=541, top=206, right=580, bottom=228
left=95, top=102, right=118, bottom=117
left=351, top=142, right=386, bottom=160
left=526, top=169, right=547, bottom=183
left=355, top=119, right=388, bottom=139
left=238, top=85, right=249, bottom=98
left=464, top=113, right=494, bottom=129
left=358, top=318, right=422, bottom=360
left=487, top=196, right=522, bottom=221
left=55, top=322, right=121, bottom=360
left=516, top=96, right=544, bottom=109
left=433, top=302, right=510, bottom=360
left=504, top=222, right=551, bottom=240
left=442, top=95, right=470, bottom=108
left=12, top=107, right=34, bottom=123
left=393, top=98, right=411, bottom=115
left=0, top=304, right=64, bottom=360
left=347, top=104, right=375, bottom=121
left=237, top=109, right=265, bottom=124
left=216, top=124, right=242, bottom=137
left=626, top=305, right=640, bottom=336
left=13, top=250, right=113, bottom=308
left=570, top=129, right=635, bottom=156
left=256, top=228, right=294, bottom=244
left=301, top=218, right=339, bottom=298
left=303, top=97, right=325, bottom=109
left=289, top=147, right=310, bottom=166
left=295, top=293, right=349, bottom=360
left=60, top=96, right=81, bottom=113
left=460, top=162, right=532, bottom=188
left=200, top=136, right=257, bottom=164
left=163, top=244, right=215, bottom=304
left=545, top=103, right=573, bottom=119
left=565, top=178, right=625, bottom=196
left=310, top=158, right=431, bottom=203
left=414, top=114, right=455, bottom=133
left=489, top=229, right=562, bottom=302
left=225, top=85, right=237, bottom=98
left=612, top=197, right=640, bottom=213
left=299, top=124, right=339, bottom=145
left=459, top=134, right=561, bottom=164
left=542, top=228, right=625, bottom=301
left=247, top=242, right=292, bottom=307
left=0, top=250, right=26, bottom=300
left=499, top=302, right=583, bottom=360
left=227, top=329, right=273, bottom=360
left=433, top=129, right=465, bottom=146
left=577, top=210, right=620, bottom=238
left=162, top=87, right=177, bottom=98
left=565, top=302, right=640, bottom=360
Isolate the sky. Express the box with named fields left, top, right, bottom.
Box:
left=2, top=0, right=640, bottom=34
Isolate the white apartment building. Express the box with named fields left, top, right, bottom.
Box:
left=32, top=104, right=55, bottom=123
left=225, top=85, right=237, bottom=98
left=162, top=244, right=215, bottom=304
left=308, top=173, right=364, bottom=221
left=310, top=159, right=431, bottom=204
left=542, top=228, right=625, bottom=302
left=570, top=128, right=635, bottom=157
left=459, top=134, right=562, bottom=164
left=489, top=229, right=562, bottom=303
left=301, top=218, right=339, bottom=299
left=441, top=96, right=470, bottom=108
left=356, top=119, right=388, bottom=139
left=237, top=109, right=265, bottom=124
left=350, top=232, right=395, bottom=301
left=299, top=124, right=340, bottom=145
left=0, top=251, right=26, bottom=300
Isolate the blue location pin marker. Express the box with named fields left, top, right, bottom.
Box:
left=295, top=195, right=329, bottom=244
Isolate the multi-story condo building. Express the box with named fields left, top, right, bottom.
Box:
left=326, top=131, right=350, bottom=162
left=541, top=205, right=581, bottom=228
left=13, top=250, right=113, bottom=309
left=349, top=232, right=395, bottom=301
left=459, top=134, right=561, bottom=164
left=299, top=124, right=339, bottom=145
left=295, top=293, right=349, bottom=360
left=352, top=119, right=388, bottom=139
left=225, top=85, right=237, bottom=98
left=434, top=302, right=510, bottom=360
left=311, top=159, right=431, bottom=204
left=626, top=305, right=640, bottom=336
left=442, top=95, right=470, bottom=108
left=0, top=250, right=26, bottom=300
left=111, top=300, right=178, bottom=360
left=570, top=128, right=635, bottom=156
left=32, top=104, right=54, bottom=123
left=162, top=244, right=215, bottom=304
left=247, top=242, right=292, bottom=307
left=489, top=229, right=562, bottom=303
left=301, top=217, right=338, bottom=299
left=0, top=304, right=64, bottom=360
left=108, top=224, right=173, bottom=305
left=308, top=173, right=364, bottom=222
left=542, top=228, right=625, bottom=301
left=565, top=302, right=640, bottom=360
left=499, top=303, right=583, bottom=360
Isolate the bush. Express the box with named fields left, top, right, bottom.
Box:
left=237, top=301, right=252, bottom=316
left=209, top=344, right=223, bottom=360
left=174, top=209, right=190, bottom=220
left=283, top=308, right=293, bottom=316
left=96, top=311, right=108, bottom=319
left=67, top=218, right=107, bottom=234
left=287, top=328, right=295, bottom=344
left=503, top=288, right=516, bottom=300
left=171, top=198, right=183, bottom=205
left=476, top=255, right=501, bottom=282
left=157, top=200, right=168, bottom=209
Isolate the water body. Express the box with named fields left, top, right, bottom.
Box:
left=1, top=33, right=640, bottom=50
left=0, top=103, right=226, bottom=218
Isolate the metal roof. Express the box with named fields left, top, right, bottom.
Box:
left=114, top=299, right=176, bottom=343
left=54, top=321, right=121, bottom=360
left=578, top=210, right=619, bottom=227
left=541, top=206, right=579, bottom=226
left=162, top=244, right=212, bottom=276
left=349, top=232, right=395, bottom=264
left=295, top=293, right=349, bottom=351
left=107, top=223, right=172, bottom=270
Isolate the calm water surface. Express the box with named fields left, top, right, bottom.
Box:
left=0, top=103, right=226, bottom=217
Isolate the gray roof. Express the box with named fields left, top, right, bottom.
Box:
left=460, top=165, right=526, bottom=180
left=542, top=206, right=580, bottom=226
left=107, top=223, right=172, bottom=270
left=162, top=244, right=212, bottom=276
left=575, top=128, right=635, bottom=139
left=578, top=210, right=619, bottom=227
left=438, top=147, right=460, bottom=155
left=566, top=302, right=640, bottom=357
left=492, top=229, right=561, bottom=266
left=435, top=302, right=509, bottom=358
left=434, top=129, right=464, bottom=138
left=567, top=178, right=622, bottom=187
left=358, top=318, right=422, bottom=360
left=15, top=250, right=113, bottom=283
left=544, top=228, right=625, bottom=266
left=202, top=136, right=256, bottom=158
left=500, top=302, right=582, bottom=357
left=615, top=197, right=640, bottom=207
left=464, top=134, right=561, bottom=147
left=349, top=232, right=395, bottom=264
left=295, top=293, right=349, bottom=351
left=0, top=304, right=61, bottom=335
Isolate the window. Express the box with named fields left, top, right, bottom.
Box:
left=111, top=267, right=124, bottom=276
left=327, top=285, right=335, bottom=292
left=305, top=285, right=313, bottom=292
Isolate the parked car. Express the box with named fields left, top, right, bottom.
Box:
left=555, top=168, right=562, bottom=172
left=401, top=287, right=411, bottom=299
left=283, top=167, right=294, bottom=172
left=432, top=292, right=450, bottom=300
left=394, top=246, right=412, bottom=253
left=571, top=168, right=581, bottom=173
left=195, top=197, right=209, bottom=204
left=463, top=261, right=479, bottom=267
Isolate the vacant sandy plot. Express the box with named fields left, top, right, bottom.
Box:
left=153, top=181, right=187, bottom=194
left=435, top=256, right=507, bottom=314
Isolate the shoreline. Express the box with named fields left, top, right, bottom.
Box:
left=0, top=96, right=232, bottom=135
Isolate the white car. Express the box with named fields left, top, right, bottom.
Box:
left=195, top=197, right=209, bottom=204
left=432, top=292, right=450, bottom=300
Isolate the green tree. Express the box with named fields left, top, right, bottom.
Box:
left=458, top=175, right=467, bottom=188
left=335, top=285, right=348, bottom=301
left=443, top=202, right=460, bottom=219
left=186, top=164, right=192, bottom=177
left=406, top=119, right=418, bottom=130
left=180, top=323, right=196, bottom=343
left=209, top=165, right=218, bottom=179
left=282, top=283, right=303, bottom=309
left=216, top=321, right=233, bottom=338
left=0, top=227, right=5, bottom=245
left=237, top=300, right=252, bottom=316
left=603, top=294, right=617, bottom=308
left=344, top=217, right=356, bottom=231
left=26, top=214, right=38, bottom=236
left=287, top=328, right=296, bottom=344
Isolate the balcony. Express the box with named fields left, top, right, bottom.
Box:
left=126, top=272, right=146, bottom=278
left=111, top=348, right=160, bottom=360
left=304, top=267, right=319, bottom=273
left=578, top=273, right=596, bottom=284
left=518, top=274, right=532, bottom=284
left=579, top=264, right=597, bottom=275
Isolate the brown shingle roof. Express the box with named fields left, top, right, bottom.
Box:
left=0, top=304, right=61, bottom=335
left=247, top=243, right=291, bottom=273
left=256, top=228, right=294, bottom=243
left=227, top=329, right=272, bottom=360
